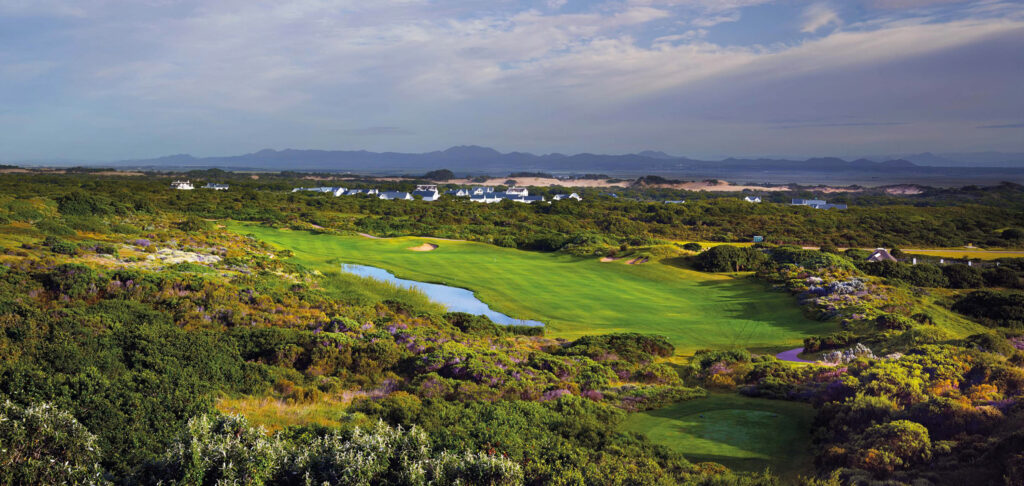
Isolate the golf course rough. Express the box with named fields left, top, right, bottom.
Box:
left=228, top=223, right=834, bottom=355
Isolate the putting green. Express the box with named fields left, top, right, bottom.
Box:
left=621, top=393, right=815, bottom=477
left=227, top=223, right=833, bottom=354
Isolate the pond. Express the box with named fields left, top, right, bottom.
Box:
left=340, top=264, right=544, bottom=327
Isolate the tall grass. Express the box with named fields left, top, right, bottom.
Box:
left=319, top=270, right=445, bottom=314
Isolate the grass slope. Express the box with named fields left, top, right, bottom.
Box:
left=620, top=393, right=815, bottom=478
left=228, top=223, right=833, bottom=354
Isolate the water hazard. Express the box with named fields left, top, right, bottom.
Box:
left=340, top=264, right=544, bottom=327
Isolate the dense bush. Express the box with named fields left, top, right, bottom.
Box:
left=57, top=191, right=113, bottom=216
left=35, top=218, right=75, bottom=237
left=0, top=401, right=107, bottom=486
left=42, top=235, right=78, bottom=255
left=694, top=245, right=769, bottom=272
left=942, top=264, right=984, bottom=289
left=951, top=290, right=1024, bottom=328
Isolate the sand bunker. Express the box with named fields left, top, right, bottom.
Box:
left=408, top=243, right=439, bottom=252
left=627, top=257, right=649, bottom=265
left=599, top=256, right=619, bottom=263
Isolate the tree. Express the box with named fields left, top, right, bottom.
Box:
left=682, top=242, right=702, bottom=252
left=694, top=245, right=769, bottom=272
left=0, top=401, right=107, bottom=486
left=423, top=169, right=455, bottom=181
left=1002, top=228, right=1024, bottom=240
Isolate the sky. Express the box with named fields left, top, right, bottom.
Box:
left=0, top=0, right=1022, bottom=161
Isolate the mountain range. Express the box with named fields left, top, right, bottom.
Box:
left=112, top=145, right=926, bottom=173
left=97, top=146, right=1024, bottom=185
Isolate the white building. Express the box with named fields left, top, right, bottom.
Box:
left=203, top=183, right=229, bottom=190
left=171, top=180, right=194, bottom=190
left=379, top=191, right=413, bottom=200
left=412, top=188, right=440, bottom=201
left=744, top=196, right=761, bottom=203
left=552, top=193, right=581, bottom=201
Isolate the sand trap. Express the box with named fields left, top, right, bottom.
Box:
left=627, top=257, right=649, bottom=265
left=599, top=256, right=619, bottom=262
left=408, top=243, right=439, bottom=252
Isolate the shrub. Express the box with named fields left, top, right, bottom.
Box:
left=952, top=290, right=1024, bottom=328
left=5, top=200, right=43, bottom=222
left=43, top=236, right=78, bottom=255
left=145, top=414, right=284, bottom=485
left=983, top=267, right=1020, bottom=288
left=35, top=219, right=76, bottom=237
left=804, top=331, right=856, bottom=353
left=694, top=245, right=768, bottom=272
left=283, top=420, right=523, bottom=485
left=64, top=216, right=108, bottom=233
left=1002, top=228, right=1024, bottom=240
left=875, top=313, right=915, bottom=331
left=942, top=264, right=984, bottom=289
left=682, top=242, right=702, bottom=252
left=0, top=401, right=107, bottom=486
left=848, top=420, right=932, bottom=474
left=93, top=242, right=118, bottom=256
left=771, top=247, right=850, bottom=269
left=110, top=223, right=140, bottom=234
left=178, top=216, right=213, bottom=233
left=57, top=191, right=113, bottom=216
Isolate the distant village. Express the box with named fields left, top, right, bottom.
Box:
left=171, top=180, right=581, bottom=204
left=169, top=179, right=851, bottom=210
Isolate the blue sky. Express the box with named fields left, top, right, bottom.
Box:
left=0, top=0, right=1022, bottom=161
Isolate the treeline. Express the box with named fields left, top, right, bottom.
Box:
left=2, top=174, right=1024, bottom=253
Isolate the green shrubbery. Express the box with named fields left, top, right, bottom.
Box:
left=0, top=401, right=107, bottom=486
left=951, top=290, right=1024, bottom=328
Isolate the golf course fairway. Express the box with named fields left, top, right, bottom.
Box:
left=621, top=393, right=815, bottom=478
left=228, top=223, right=833, bottom=354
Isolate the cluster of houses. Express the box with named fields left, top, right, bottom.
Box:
left=288, top=184, right=581, bottom=204
left=170, top=180, right=230, bottom=191
left=291, top=186, right=383, bottom=197
left=791, top=198, right=847, bottom=210
left=172, top=180, right=847, bottom=211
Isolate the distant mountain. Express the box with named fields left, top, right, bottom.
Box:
left=636, top=150, right=675, bottom=159
left=867, top=152, right=1024, bottom=167
left=118, top=147, right=920, bottom=174
left=99, top=146, right=1024, bottom=185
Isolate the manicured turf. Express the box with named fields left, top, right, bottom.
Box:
left=228, top=223, right=833, bottom=354
left=620, top=393, right=815, bottom=478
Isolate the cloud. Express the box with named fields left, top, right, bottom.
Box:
left=1, top=0, right=1023, bottom=159
left=546, top=0, right=568, bottom=9
left=870, top=0, right=968, bottom=9
left=691, top=10, right=741, bottom=27
left=978, top=123, right=1024, bottom=129
left=774, top=121, right=907, bottom=129
left=801, top=3, right=842, bottom=33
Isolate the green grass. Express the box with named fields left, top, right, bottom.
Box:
left=227, top=223, right=833, bottom=355
left=620, top=393, right=815, bottom=478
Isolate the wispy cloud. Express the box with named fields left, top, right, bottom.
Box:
left=802, top=3, right=842, bottom=33
left=978, top=123, right=1024, bottom=129
left=774, top=121, right=907, bottom=129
